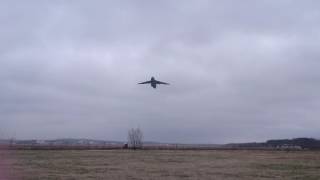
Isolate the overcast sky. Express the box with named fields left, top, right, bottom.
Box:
left=1, top=0, right=320, bottom=143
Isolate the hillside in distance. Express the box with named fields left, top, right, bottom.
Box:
left=1, top=137, right=320, bottom=150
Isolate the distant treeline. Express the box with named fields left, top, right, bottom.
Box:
left=227, top=138, right=320, bottom=150
left=266, top=138, right=320, bottom=149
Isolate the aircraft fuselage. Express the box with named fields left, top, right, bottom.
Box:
left=150, top=77, right=157, bottom=88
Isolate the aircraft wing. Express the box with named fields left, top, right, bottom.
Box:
left=138, top=81, right=152, bottom=84
left=156, top=80, right=170, bottom=85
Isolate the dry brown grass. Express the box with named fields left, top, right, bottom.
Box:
left=3, top=150, right=320, bottom=180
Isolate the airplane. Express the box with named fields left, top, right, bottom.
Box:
left=138, top=77, right=170, bottom=89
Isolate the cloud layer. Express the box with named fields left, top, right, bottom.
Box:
left=1, top=0, right=320, bottom=143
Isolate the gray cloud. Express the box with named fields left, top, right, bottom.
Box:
left=1, top=0, right=320, bottom=143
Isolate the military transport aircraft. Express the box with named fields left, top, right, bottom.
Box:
left=138, top=77, right=170, bottom=89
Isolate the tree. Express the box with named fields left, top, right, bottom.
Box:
left=128, top=128, right=143, bottom=150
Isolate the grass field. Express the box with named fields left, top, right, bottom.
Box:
left=2, top=150, right=320, bottom=180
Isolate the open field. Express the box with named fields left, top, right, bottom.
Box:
left=2, top=150, right=320, bottom=180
